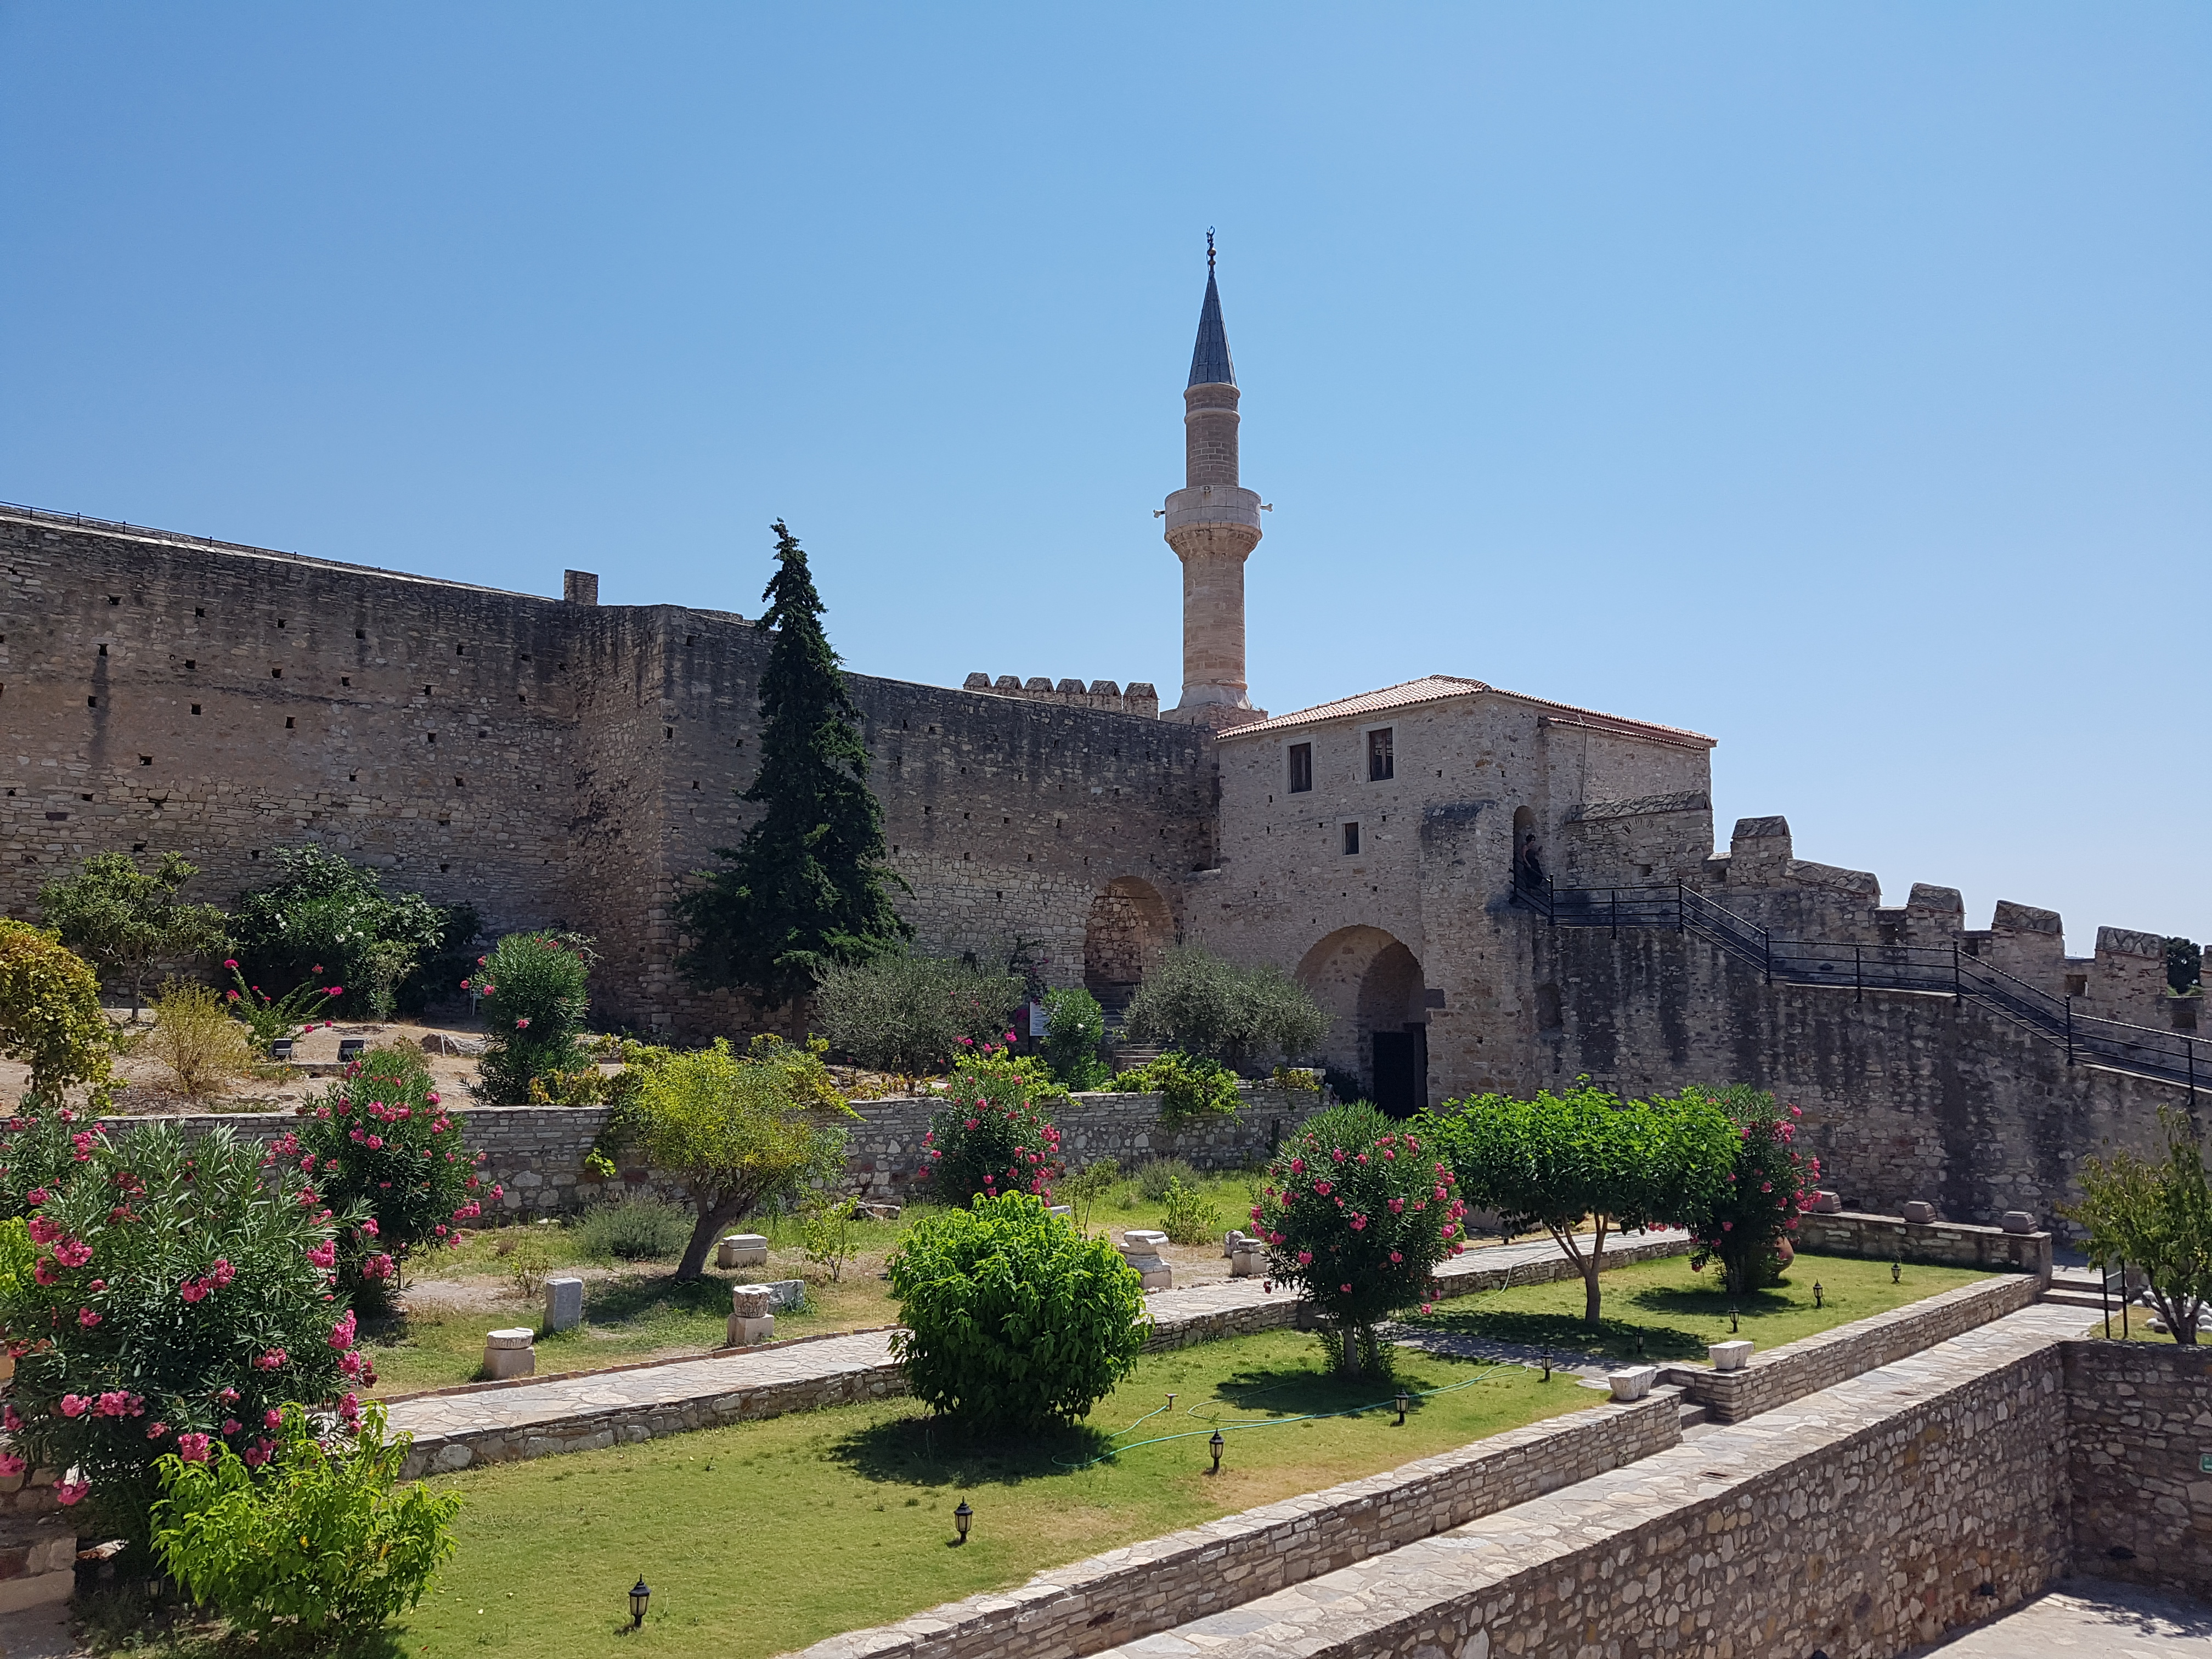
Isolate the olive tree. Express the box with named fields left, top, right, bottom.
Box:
left=2066, top=1110, right=2212, bottom=1345
left=37, top=851, right=230, bottom=1020
left=1122, top=946, right=1327, bottom=1071
left=602, top=1036, right=856, bottom=1279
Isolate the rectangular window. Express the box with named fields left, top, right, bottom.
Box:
left=1342, top=821, right=1361, bottom=856
left=1368, top=727, right=1394, bottom=781
left=1288, top=742, right=1313, bottom=793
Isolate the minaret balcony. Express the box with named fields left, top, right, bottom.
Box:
left=1163, top=484, right=1263, bottom=537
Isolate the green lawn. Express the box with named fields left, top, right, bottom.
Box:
left=368, top=1174, right=1272, bottom=1397
left=80, top=1328, right=1591, bottom=1659
left=1402, top=1250, right=1997, bottom=1365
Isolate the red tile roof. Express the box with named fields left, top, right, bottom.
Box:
left=1220, top=674, right=1714, bottom=749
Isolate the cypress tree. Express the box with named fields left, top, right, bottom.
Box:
left=678, top=521, right=911, bottom=1009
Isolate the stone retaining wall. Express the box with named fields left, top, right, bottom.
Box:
left=792, top=1389, right=1685, bottom=1659
left=86, top=1086, right=1302, bottom=1218
left=2063, top=1340, right=2212, bottom=1600
left=1660, top=1270, right=2044, bottom=1423
left=1289, top=1336, right=2073, bottom=1658
left=1799, top=1209, right=2054, bottom=1283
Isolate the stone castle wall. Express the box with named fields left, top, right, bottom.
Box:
left=0, top=510, right=1216, bottom=1036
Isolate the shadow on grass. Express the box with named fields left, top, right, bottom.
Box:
left=825, top=1412, right=1120, bottom=1489
left=1403, top=1307, right=1709, bottom=1363
left=582, top=1271, right=733, bottom=1327
left=74, top=1582, right=414, bottom=1659
left=1205, top=1363, right=1416, bottom=1418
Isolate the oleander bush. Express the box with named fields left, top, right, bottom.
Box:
left=888, top=1193, right=1146, bottom=1431
left=1680, top=1084, right=1816, bottom=1295
left=291, top=1048, right=495, bottom=1311
left=1254, top=1103, right=1470, bottom=1376
left=0, top=1121, right=368, bottom=1549
left=465, top=932, right=594, bottom=1104
left=228, top=845, right=478, bottom=1020
left=915, top=1045, right=1066, bottom=1206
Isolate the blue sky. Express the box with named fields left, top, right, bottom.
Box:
left=4, top=4, right=2206, bottom=951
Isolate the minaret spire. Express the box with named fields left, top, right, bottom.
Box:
left=1163, top=233, right=1266, bottom=730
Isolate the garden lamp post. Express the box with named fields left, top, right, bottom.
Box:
left=1892, top=1260, right=1901, bottom=1284
left=1209, top=1429, right=1225, bottom=1473
left=1814, top=1281, right=1824, bottom=1309
left=629, top=1578, right=650, bottom=1628
left=953, top=1499, right=973, bottom=1544
left=1394, top=1390, right=1409, bottom=1427
left=1728, top=1304, right=1739, bottom=1334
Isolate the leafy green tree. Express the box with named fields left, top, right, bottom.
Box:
left=603, top=1036, right=856, bottom=1279
left=1255, top=1103, right=1468, bottom=1376
left=678, top=521, right=911, bottom=1011
left=1039, top=986, right=1110, bottom=1090
left=1421, top=1084, right=1735, bottom=1326
left=151, top=1402, right=461, bottom=1637
left=229, top=845, right=478, bottom=1020
left=2066, top=1109, right=2212, bottom=1345
left=2170, top=938, right=2203, bottom=997
left=1122, top=946, right=1328, bottom=1071
left=36, top=851, right=231, bottom=1020
left=888, top=1192, right=1146, bottom=1431
left=813, top=952, right=1024, bottom=1075
left=0, top=921, right=116, bottom=1110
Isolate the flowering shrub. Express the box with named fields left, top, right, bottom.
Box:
left=889, top=1192, right=1145, bottom=1430
left=1254, top=1103, right=1468, bottom=1376
left=916, top=1043, right=1066, bottom=1205
left=222, top=958, right=342, bottom=1051
left=292, top=1047, right=496, bottom=1311
left=464, top=932, right=592, bottom=1104
left=151, top=1402, right=460, bottom=1637
left=1681, top=1085, right=1815, bottom=1295
left=0, top=1122, right=367, bottom=1547
left=0, top=1104, right=108, bottom=1222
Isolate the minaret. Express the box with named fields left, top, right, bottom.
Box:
left=1164, top=234, right=1266, bottom=730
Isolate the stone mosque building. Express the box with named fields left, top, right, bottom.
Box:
left=1, top=251, right=2199, bottom=1227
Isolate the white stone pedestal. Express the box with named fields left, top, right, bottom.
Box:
left=727, top=1283, right=777, bottom=1346
left=1118, top=1229, right=1173, bottom=1291
left=483, top=1327, right=535, bottom=1380
left=1606, top=1365, right=1657, bottom=1402
left=1709, top=1340, right=1753, bottom=1372
left=544, top=1276, right=584, bottom=1332
left=716, top=1233, right=770, bottom=1269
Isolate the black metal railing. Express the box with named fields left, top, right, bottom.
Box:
left=1512, top=873, right=2204, bottom=1097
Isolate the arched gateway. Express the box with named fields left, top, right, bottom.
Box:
left=1295, top=925, right=1430, bottom=1116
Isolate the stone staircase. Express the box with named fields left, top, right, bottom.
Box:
left=2040, top=1264, right=2134, bottom=1313
left=1093, top=986, right=1163, bottom=1072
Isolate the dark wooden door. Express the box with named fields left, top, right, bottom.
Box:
left=1372, top=1031, right=1419, bottom=1118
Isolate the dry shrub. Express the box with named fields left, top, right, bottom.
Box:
left=146, top=979, right=260, bottom=1099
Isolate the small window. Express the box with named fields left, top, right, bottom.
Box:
left=270, top=667, right=282, bottom=679
left=1288, top=742, right=1313, bottom=794
left=1342, top=821, right=1361, bottom=856
left=356, top=629, right=365, bottom=639
left=138, top=755, right=151, bottom=766
left=285, top=716, right=294, bottom=729
left=190, top=704, right=201, bottom=715
left=2066, top=974, right=2088, bottom=998
left=1368, top=727, right=1394, bottom=781
left=341, top=676, right=350, bottom=686
left=183, top=659, right=195, bottom=670
left=195, top=607, right=206, bottom=618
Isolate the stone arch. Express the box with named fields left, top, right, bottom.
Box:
left=1083, top=877, right=1172, bottom=1006
left=1295, top=925, right=1430, bottom=1115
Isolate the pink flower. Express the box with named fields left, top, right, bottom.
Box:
left=360, top=1216, right=379, bottom=1236
left=241, top=1439, right=275, bottom=1469
left=224, top=958, right=238, bottom=969
left=94, top=1393, right=141, bottom=1420
left=52, top=1238, right=92, bottom=1268
left=1289, top=1158, right=1306, bottom=1174
left=176, top=1432, right=212, bottom=1463
left=180, top=1279, right=210, bottom=1302
left=0, top=1453, right=23, bottom=1479
left=145, top=1421, right=169, bottom=1440
left=0, top=1407, right=17, bottom=1434
left=58, top=1395, right=91, bottom=1418
left=1387, top=1198, right=1405, bottom=1214
left=1349, top=1215, right=1367, bottom=1231
left=365, top=1134, right=384, bottom=1150
left=1389, top=1250, right=1403, bottom=1262
left=1297, top=1250, right=1313, bottom=1266
left=53, top=1480, right=89, bottom=1506
left=515, top=1017, right=531, bottom=1029
left=218, top=1387, right=239, bottom=1404
left=329, top=1310, right=358, bottom=1351
left=1314, top=1181, right=1332, bottom=1195
left=1340, top=1283, right=1353, bottom=1293
left=222, top=1419, right=241, bottom=1436
left=24, top=1217, right=59, bottom=1246
left=211, top=1259, right=235, bottom=1288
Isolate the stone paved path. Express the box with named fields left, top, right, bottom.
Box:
left=1087, top=1301, right=2092, bottom=1657
left=384, top=1228, right=1691, bottom=1476
left=1912, top=1581, right=2212, bottom=1655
